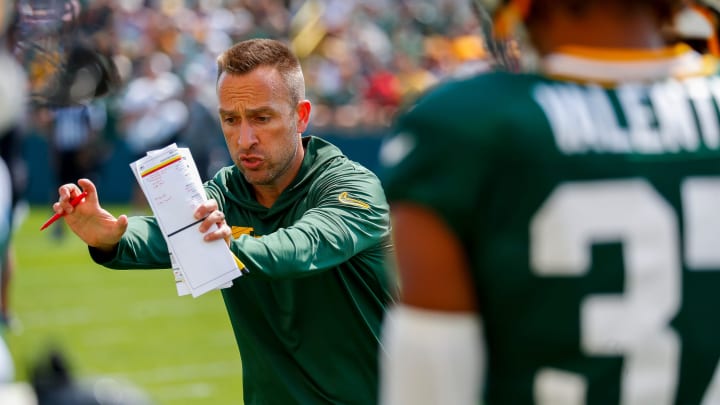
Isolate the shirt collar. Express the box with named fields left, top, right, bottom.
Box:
left=540, top=44, right=717, bottom=84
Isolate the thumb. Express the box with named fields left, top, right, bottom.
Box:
left=116, top=214, right=129, bottom=234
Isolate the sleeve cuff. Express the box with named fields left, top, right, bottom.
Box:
left=88, top=245, right=119, bottom=264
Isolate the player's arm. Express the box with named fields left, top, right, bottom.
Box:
left=380, top=202, right=484, bottom=405
left=208, top=170, right=390, bottom=280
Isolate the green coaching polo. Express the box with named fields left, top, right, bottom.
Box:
left=92, top=136, right=394, bottom=404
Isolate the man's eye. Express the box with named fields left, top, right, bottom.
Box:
left=223, top=117, right=237, bottom=124
left=255, top=116, right=271, bottom=123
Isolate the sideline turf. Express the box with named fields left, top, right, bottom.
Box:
left=5, top=205, right=243, bottom=404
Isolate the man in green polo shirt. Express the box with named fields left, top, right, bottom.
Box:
left=52, top=38, right=393, bottom=404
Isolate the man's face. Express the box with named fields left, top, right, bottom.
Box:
left=217, top=66, right=309, bottom=188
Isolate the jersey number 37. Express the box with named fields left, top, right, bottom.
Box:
left=530, top=178, right=720, bottom=405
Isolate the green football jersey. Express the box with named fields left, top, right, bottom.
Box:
left=382, top=45, right=720, bottom=404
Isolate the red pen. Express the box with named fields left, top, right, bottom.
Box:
left=40, top=191, right=89, bottom=231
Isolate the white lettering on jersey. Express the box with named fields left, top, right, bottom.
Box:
left=703, top=77, right=720, bottom=148
left=652, top=79, right=699, bottom=152
left=585, top=85, right=631, bottom=153
left=617, top=83, right=665, bottom=154
left=533, top=77, right=720, bottom=155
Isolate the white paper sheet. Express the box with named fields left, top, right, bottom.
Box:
left=130, top=144, right=242, bottom=297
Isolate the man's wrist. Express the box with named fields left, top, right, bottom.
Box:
left=93, top=243, right=119, bottom=253
left=88, top=243, right=119, bottom=263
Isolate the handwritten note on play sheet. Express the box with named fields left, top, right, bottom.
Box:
left=130, top=144, right=242, bottom=297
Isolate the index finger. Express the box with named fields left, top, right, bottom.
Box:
left=194, top=199, right=219, bottom=220
left=58, top=183, right=83, bottom=203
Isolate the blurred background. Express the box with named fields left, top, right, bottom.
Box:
left=19, top=0, right=490, bottom=205
left=2, top=0, right=492, bottom=403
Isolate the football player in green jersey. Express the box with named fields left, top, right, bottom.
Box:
left=379, top=0, right=720, bottom=404
left=51, top=39, right=393, bottom=404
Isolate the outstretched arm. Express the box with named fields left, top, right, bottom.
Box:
left=52, top=178, right=128, bottom=251
left=54, top=179, right=230, bottom=271
left=380, top=203, right=484, bottom=405
left=205, top=168, right=390, bottom=280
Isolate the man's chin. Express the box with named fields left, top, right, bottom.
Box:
left=240, top=171, right=271, bottom=186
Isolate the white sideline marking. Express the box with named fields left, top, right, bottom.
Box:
left=118, top=360, right=242, bottom=384
left=105, top=361, right=242, bottom=401
left=17, top=298, right=221, bottom=329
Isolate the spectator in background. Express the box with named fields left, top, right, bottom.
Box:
left=105, top=0, right=491, bottom=137
left=176, top=81, right=228, bottom=181
left=0, top=16, right=29, bottom=320
left=380, top=0, right=720, bottom=404
left=119, top=52, right=187, bottom=157
left=0, top=137, right=16, bottom=384
left=51, top=38, right=393, bottom=403
left=1, top=0, right=119, bottom=393
left=361, top=50, right=403, bottom=128
left=119, top=52, right=188, bottom=212
left=50, top=105, right=95, bottom=183
left=48, top=104, right=101, bottom=239
left=0, top=126, right=27, bottom=328
left=0, top=0, right=28, bottom=382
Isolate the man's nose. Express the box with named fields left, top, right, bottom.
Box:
left=237, top=121, right=257, bottom=149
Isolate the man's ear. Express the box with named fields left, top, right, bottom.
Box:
left=296, top=100, right=312, bottom=133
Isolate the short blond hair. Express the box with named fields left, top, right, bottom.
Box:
left=216, top=39, right=305, bottom=106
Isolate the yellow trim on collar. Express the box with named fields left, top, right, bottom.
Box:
left=541, top=44, right=718, bottom=85
left=554, top=44, right=695, bottom=62
left=544, top=55, right=718, bottom=87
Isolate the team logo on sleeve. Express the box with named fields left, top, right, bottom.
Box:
left=231, top=226, right=256, bottom=239
left=338, top=192, right=370, bottom=209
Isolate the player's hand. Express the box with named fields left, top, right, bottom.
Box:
left=53, top=178, right=128, bottom=251
left=194, top=199, right=232, bottom=245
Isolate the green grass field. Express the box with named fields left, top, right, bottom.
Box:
left=5, top=205, right=244, bottom=404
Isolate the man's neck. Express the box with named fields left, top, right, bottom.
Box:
left=529, top=6, right=668, bottom=56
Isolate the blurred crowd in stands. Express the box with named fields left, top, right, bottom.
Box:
left=107, top=0, right=487, bottom=126
left=17, top=0, right=489, bottom=184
